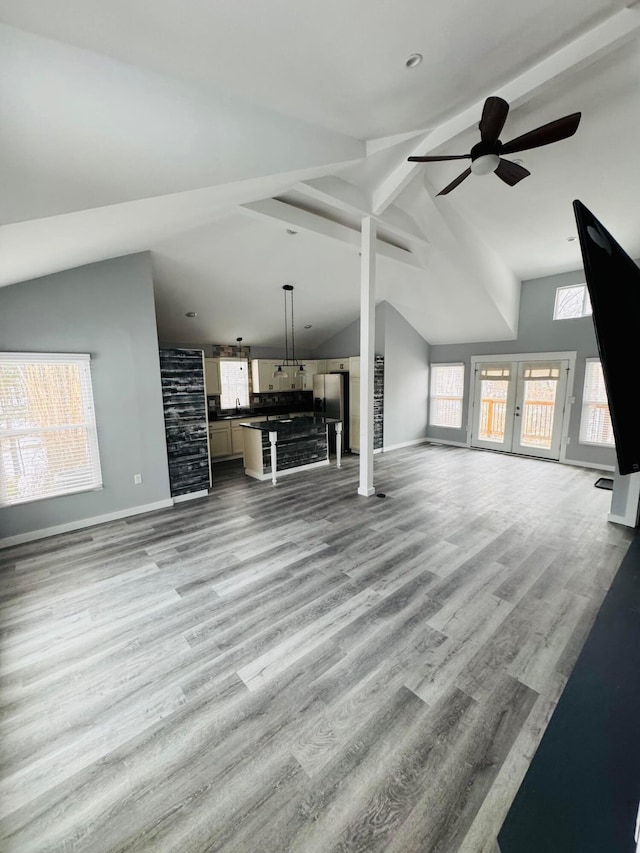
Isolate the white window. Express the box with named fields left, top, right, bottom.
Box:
left=219, top=358, right=249, bottom=409
left=553, top=284, right=592, bottom=320
left=429, top=363, right=464, bottom=428
left=0, top=353, right=102, bottom=507
left=579, top=359, right=614, bottom=446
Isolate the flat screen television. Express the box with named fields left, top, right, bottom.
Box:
left=573, top=199, right=640, bottom=475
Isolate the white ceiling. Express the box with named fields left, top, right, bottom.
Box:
left=1, top=0, right=639, bottom=348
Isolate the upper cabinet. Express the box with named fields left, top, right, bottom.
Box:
left=252, top=359, right=315, bottom=392
left=251, top=359, right=277, bottom=392
left=349, top=357, right=360, bottom=378
left=204, top=358, right=221, bottom=395
left=325, top=358, right=349, bottom=373
left=301, top=360, right=318, bottom=391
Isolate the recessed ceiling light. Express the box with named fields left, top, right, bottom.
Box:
left=304, top=324, right=312, bottom=329
left=185, top=311, right=198, bottom=318
left=566, top=236, right=577, bottom=243
left=405, top=53, right=423, bottom=69
left=286, top=228, right=298, bottom=235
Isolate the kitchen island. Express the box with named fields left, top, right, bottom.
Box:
left=241, top=416, right=342, bottom=484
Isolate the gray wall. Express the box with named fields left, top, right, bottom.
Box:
left=427, top=266, right=616, bottom=468
left=0, top=253, right=171, bottom=541
left=315, top=300, right=430, bottom=448
left=379, top=303, right=430, bottom=448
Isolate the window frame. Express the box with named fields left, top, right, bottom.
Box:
left=579, top=357, right=615, bottom=447
left=553, top=284, right=592, bottom=320
left=429, top=362, right=465, bottom=429
left=218, top=357, right=250, bottom=410
left=0, top=352, right=103, bottom=507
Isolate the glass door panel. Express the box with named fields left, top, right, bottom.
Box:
left=471, top=364, right=516, bottom=451
left=472, top=359, right=568, bottom=460
left=512, top=362, right=568, bottom=459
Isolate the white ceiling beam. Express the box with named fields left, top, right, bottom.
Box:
left=240, top=198, right=425, bottom=269
left=290, top=178, right=430, bottom=248
left=372, top=5, right=640, bottom=215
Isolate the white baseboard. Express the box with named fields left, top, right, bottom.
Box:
left=0, top=499, right=175, bottom=550
left=560, top=458, right=616, bottom=472
left=382, top=438, right=431, bottom=453
left=173, top=489, right=209, bottom=503
left=425, top=439, right=469, bottom=448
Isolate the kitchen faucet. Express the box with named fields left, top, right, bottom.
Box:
left=235, top=397, right=241, bottom=411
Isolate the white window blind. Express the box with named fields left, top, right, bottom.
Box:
left=553, top=284, right=592, bottom=319
left=219, top=358, right=249, bottom=409
left=579, top=358, right=614, bottom=446
left=0, top=353, right=102, bottom=507
left=429, top=363, right=464, bottom=428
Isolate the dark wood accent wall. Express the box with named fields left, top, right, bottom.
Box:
left=374, top=355, right=384, bottom=450
left=260, top=426, right=328, bottom=474
left=159, top=348, right=211, bottom=497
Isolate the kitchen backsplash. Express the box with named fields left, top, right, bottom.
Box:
left=208, top=390, right=313, bottom=416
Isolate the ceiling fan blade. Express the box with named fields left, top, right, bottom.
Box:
left=500, top=112, right=581, bottom=155
left=437, top=167, right=472, bottom=196
left=495, top=158, right=531, bottom=186
left=408, top=154, right=470, bottom=162
left=479, top=96, right=509, bottom=143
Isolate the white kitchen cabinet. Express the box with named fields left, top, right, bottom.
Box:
left=316, top=359, right=327, bottom=374
left=209, top=421, right=232, bottom=458
left=252, top=359, right=295, bottom=392
left=252, top=359, right=308, bottom=392
left=325, top=358, right=350, bottom=372
left=204, top=358, right=221, bottom=395
left=301, top=360, right=318, bottom=391
left=251, top=360, right=275, bottom=393
left=349, top=356, right=360, bottom=378
left=230, top=416, right=263, bottom=455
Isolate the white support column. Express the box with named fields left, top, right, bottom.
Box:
left=358, top=216, right=376, bottom=497
left=335, top=422, right=342, bottom=469
left=269, top=431, right=278, bottom=486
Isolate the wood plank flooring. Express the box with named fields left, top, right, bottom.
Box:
left=0, top=444, right=633, bottom=852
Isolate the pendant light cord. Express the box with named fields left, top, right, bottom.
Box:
left=290, top=288, right=296, bottom=366
left=283, top=287, right=289, bottom=364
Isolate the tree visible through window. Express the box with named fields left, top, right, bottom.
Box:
left=579, top=358, right=614, bottom=446
left=0, top=353, right=102, bottom=506
left=429, top=363, right=464, bottom=428
left=219, top=358, right=249, bottom=409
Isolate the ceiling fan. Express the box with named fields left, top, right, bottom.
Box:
left=408, top=96, right=581, bottom=196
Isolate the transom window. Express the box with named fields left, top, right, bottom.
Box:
left=0, top=353, right=102, bottom=506
left=579, top=358, right=614, bottom=447
left=429, top=363, right=464, bottom=429
left=219, top=358, right=249, bottom=409
left=553, top=284, right=592, bottom=320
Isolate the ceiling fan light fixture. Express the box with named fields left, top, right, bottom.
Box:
left=470, top=153, right=500, bottom=176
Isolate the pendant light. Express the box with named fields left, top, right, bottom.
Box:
left=273, top=284, right=305, bottom=378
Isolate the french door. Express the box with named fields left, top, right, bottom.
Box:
left=471, top=359, right=569, bottom=460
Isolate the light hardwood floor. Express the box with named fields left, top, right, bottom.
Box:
left=0, top=444, right=633, bottom=852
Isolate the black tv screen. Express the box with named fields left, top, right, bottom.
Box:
left=573, top=199, right=640, bottom=475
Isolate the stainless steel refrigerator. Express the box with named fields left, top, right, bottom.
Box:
left=313, top=373, right=349, bottom=454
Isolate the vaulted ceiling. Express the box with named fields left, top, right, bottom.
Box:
left=2, top=0, right=639, bottom=348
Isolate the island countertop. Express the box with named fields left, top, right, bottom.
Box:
left=240, top=416, right=342, bottom=482
left=240, top=416, right=340, bottom=434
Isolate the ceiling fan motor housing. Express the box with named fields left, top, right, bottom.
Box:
left=470, top=140, right=502, bottom=175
